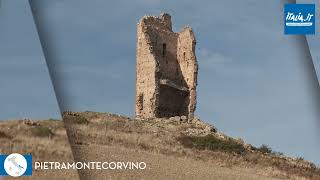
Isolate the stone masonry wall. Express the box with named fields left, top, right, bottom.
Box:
left=135, top=20, right=158, bottom=118
left=177, top=27, right=198, bottom=118
left=136, top=13, right=198, bottom=119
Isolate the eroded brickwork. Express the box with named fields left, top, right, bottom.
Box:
left=136, top=13, right=198, bottom=119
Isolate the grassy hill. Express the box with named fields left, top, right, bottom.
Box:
left=1, top=113, right=318, bottom=179
left=0, top=119, right=79, bottom=180
left=63, top=111, right=320, bottom=180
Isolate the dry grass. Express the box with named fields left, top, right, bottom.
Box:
left=0, top=130, right=11, bottom=139
left=177, top=134, right=246, bottom=154
left=63, top=111, right=320, bottom=180
left=31, top=126, right=54, bottom=138
left=0, top=119, right=79, bottom=180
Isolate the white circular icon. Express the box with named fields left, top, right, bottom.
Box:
left=4, top=153, right=27, bottom=177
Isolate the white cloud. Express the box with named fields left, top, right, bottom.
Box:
left=198, top=49, right=232, bottom=65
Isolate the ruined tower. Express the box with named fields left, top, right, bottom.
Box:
left=135, top=13, right=198, bottom=119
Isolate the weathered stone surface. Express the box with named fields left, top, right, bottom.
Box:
left=180, top=116, right=187, bottom=122
left=169, top=116, right=181, bottom=122
left=190, top=117, right=217, bottom=133
left=23, top=119, right=40, bottom=126
left=135, top=13, right=198, bottom=120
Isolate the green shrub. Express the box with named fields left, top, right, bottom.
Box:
left=0, top=131, right=11, bottom=139
left=257, top=144, right=272, bottom=154
left=272, top=151, right=284, bottom=156
left=252, top=144, right=284, bottom=156
left=178, top=135, right=246, bottom=154
left=31, top=126, right=54, bottom=138
left=73, top=116, right=89, bottom=125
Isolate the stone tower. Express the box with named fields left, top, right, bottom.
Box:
left=135, top=13, right=198, bottom=119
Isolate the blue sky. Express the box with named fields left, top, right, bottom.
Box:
left=299, top=0, right=320, bottom=80
left=0, top=0, right=61, bottom=120
left=30, top=0, right=320, bottom=164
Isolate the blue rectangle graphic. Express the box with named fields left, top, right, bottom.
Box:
left=0, top=154, right=32, bottom=176
left=284, top=4, right=315, bottom=35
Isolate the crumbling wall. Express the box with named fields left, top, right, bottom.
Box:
left=177, top=27, right=198, bottom=119
left=136, top=13, right=198, bottom=119
left=135, top=20, right=158, bottom=118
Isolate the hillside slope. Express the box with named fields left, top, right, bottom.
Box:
left=63, top=111, right=320, bottom=180
left=0, top=119, right=79, bottom=180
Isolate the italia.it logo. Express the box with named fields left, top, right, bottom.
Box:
left=0, top=153, right=32, bottom=177
left=284, top=4, right=315, bottom=35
